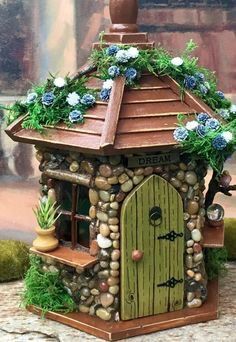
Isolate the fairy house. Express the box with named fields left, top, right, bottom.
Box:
left=6, top=0, right=227, bottom=340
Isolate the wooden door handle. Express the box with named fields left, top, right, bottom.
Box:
left=132, top=250, right=144, bottom=262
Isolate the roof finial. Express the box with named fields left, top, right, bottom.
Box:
left=109, top=0, right=138, bottom=33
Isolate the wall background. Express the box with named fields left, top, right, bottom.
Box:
left=0, top=0, right=235, bottom=242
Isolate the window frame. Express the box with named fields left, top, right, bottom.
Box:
left=55, top=181, right=92, bottom=251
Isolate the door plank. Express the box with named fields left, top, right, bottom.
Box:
left=169, top=186, right=184, bottom=312
left=148, top=176, right=155, bottom=315
left=121, top=193, right=138, bottom=320
left=153, top=176, right=170, bottom=314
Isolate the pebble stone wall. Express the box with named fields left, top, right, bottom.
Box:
left=35, top=147, right=208, bottom=321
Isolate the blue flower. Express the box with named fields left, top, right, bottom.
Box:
left=42, top=92, right=55, bottom=106
left=106, top=45, right=120, bottom=56
left=195, top=72, right=205, bottom=82
left=199, top=84, right=208, bottom=95
left=108, top=66, right=120, bottom=78
left=196, top=124, right=208, bottom=137
left=80, top=94, right=96, bottom=106
left=205, top=118, right=220, bottom=130
left=100, top=88, right=111, bottom=102
left=216, top=91, right=225, bottom=99
left=69, top=110, right=83, bottom=123
left=184, top=75, right=197, bottom=90
left=212, top=135, right=227, bottom=150
left=197, top=112, right=210, bottom=124
left=26, top=92, right=37, bottom=104
left=173, top=127, right=189, bottom=142
left=125, top=67, right=137, bottom=81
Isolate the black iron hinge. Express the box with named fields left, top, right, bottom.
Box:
left=157, top=277, right=183, bottom=289
left=157, top=230, right=183, bottom=242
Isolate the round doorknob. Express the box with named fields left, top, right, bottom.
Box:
left=132, top=250, right=144, bottom=262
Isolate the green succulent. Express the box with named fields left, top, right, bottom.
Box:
left=33, top=198, right=61, bottom=230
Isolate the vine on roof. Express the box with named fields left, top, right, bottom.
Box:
left=2, top=40, right=236, bottom=172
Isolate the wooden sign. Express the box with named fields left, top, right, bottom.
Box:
left=127, top=152, right=180, bottom=168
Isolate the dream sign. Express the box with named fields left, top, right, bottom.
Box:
left=127, top=152, right=180, bottom=168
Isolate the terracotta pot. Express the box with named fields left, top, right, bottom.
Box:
left=33, top=226, right=59, bottom=252
left=109, top=0, right=138, bottom=33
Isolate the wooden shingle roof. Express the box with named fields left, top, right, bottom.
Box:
left=6, top=69, right=217, bottom=155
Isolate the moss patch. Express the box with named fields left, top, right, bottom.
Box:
left=0, top=240, right=29, bottom=282
left=23, top=255, right=76, bottom=315
left=205, top=247, right=228, bottom=280
left=225, top=218, right=236, bottom=260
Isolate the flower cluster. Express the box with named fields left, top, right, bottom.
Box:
left=174, top=112, right=234, bottom=155
left=100, top=79, right=114, bottom=101
left=183, top=71, right=212, bottom=97
left=9, top=75, right=97, bottom=130
left=99, top=45, right=140, bottom=101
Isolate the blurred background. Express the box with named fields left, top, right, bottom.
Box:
left=0, top=0, right=235, bottom=243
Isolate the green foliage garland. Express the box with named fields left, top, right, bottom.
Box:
left=3, top=40, right=236, bottom=172
left=90, top=40, right=232, bottom=111
left=6, top=76, right=96, bottom=132
left=22, top=255, right=76, bottom=315
left=176, top=115, right=236, bottom=173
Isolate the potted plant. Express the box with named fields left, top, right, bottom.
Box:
left=33, top=198, right=61, bottom=252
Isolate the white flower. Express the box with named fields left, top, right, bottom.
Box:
left=230, top=104, right=236, bottom=113
left=171, top=57, right=184, bottom=67
left=66, top=92, right=80, bottom=106
left=115, top=50, right=130, bottom=63
left=127, top=47, right=139, bottom=59
left=221, top=131, right=233, bottom=143
left=103, top=79, right=114, bottom=90
left=217, top=109, right=230, bottom=120
left=53, top=77, right=67, bottom=88
left=186, top=120, right=199, bottom=131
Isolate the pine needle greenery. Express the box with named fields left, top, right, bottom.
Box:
left=90, top=39, right=232, bottom=110
left=22, top=255, right=76, bottom=315
left=5, top=76, right=96, bottom=132
left=176, top=114, right=236, bottom=173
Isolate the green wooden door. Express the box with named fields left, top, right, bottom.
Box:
left=121, top=175, right=184, bottom=320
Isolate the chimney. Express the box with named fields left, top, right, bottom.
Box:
left=93, top=0, right=154, bottom=48
left=109, top=0, right=138, bottom=33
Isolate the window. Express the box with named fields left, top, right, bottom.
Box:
left=55, top=181, right=91, bottom=250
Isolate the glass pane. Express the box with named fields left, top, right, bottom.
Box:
left=77, top=220, right=90, bottom=248
left=59, top=181, right=73, bottom=211
left=77, top=186, right=90, bottom=248
left=77, top=186, right=90, bottom=215
left=55, top=180, right=72, bottom=242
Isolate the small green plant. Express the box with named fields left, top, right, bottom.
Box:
left=22, top=255, right=76, bottom=315
left=33, top=198, right=61, bottom=229
left=205, top=247, right=228, bottom=280
left=0, top=240, right=29, bottom=282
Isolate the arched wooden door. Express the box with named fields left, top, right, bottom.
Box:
left=121, top=175, right=184, bottom=320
